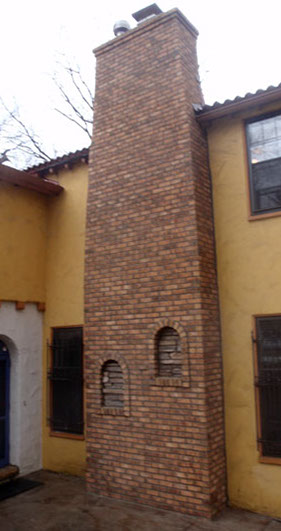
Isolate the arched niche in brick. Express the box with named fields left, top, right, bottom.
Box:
left=94, top=354, right=130, bottom=416
left=150, top=320, right=190, bottom=387
left=102, top=360, right=124, bottom=408
left=156, top=326, right=182, bottom=378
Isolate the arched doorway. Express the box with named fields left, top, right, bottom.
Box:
left=0, top=340, right=10, bottom=467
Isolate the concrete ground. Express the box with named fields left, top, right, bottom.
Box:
left=0, top=471, right=281, bottom=531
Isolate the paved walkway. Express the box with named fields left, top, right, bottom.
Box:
left=0, top=470, right=281, bottom=530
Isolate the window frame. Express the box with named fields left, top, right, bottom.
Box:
left=49, top=325, right=84, bottom=440
left=246, top=110, right=281, bottom=218
left=253, top=314, right=281, bottom=464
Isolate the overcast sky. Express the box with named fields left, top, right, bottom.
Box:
left=1, top=0, right=281, bottom=159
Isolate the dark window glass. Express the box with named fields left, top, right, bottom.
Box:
left=247, top=115, right=281, bottom=214
left=256, top=316, right=281, bottom=457
left=49, top=327, right=83, bottom=435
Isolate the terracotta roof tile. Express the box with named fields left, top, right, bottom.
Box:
left=27, top=147, right=89, bottom=175
left=196, top=82, right=281, bottom=121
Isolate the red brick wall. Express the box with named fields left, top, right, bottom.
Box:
left=85, top=9, right=226, bottom=517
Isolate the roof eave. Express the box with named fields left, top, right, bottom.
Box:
left=196, top=87, right=281, bottom=124
left=27, top=147, right=89, bottom=176
left=0, top=164, right=64, bottom=196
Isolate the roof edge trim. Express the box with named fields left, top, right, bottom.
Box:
left=0, top=164, right=63, bottom=196
left=196, top=86, right=281, bottom=124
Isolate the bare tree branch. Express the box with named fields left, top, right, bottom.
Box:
left=0, top=96, right=54, bottom=163
left=0, top=149, right=10, bottom=164
left=0, top=54, right=93, bottom=168
left=68, top=66, right=94, bottom=113
left=2, top=103, right=52, bottom=162
left=52, top=54, right=94, bottom=140
left=55, top=108, right=92, bottom=140
left=54, top=81, right=91, bottom=130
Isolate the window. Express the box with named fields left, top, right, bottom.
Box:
left=101, top=360, right=124, bottom=408
left=156, top=326, right=182, bottom=378
left=246, top=113, right=281, bottom=215
left=255, top=316, right=281, bottom=458
left=48, top=327, right=83, bottom=435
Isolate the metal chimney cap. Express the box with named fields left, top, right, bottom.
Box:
left=113, top=20, right=131, bottom=37
left=132, top=4, right=163, bottom=23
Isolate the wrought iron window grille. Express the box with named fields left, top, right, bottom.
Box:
left=47, top=328, right=84, bottom=435
left=253, top=317, right=281, bottom=458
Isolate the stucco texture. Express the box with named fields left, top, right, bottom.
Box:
left=0, top=302, right=42, bottom=475
left=0, top=183, right=47, bottom=302
left=42, top=163, right=88, bottom=476
left=208, top=102, right=281, bottom=518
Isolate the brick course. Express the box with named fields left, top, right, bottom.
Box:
left=85, top=8, right=226, bottom=517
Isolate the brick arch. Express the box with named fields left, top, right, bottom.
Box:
left=101, top=359, right=124, bottom=408
left=149, top=320, right=190, bottom=387
left=93, top=354, right=130, bottom=416
left=156, top=326, right=182, bottom=377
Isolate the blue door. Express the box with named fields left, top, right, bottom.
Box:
left=0, top=340, right=10, bottom=468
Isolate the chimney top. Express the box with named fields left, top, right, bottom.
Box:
left=113, top=20, right=131, bottom=37
left=132, top=4, right=163, bottom=24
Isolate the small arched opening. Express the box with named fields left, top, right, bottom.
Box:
left=156, top=326, right=182, bottom=378
left=101, top=360, right=124, bottom=408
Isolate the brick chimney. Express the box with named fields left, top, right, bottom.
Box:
left=85, top=7, right=226, bottom=517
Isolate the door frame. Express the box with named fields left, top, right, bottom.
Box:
left=0, top=342, right=10, bottom=468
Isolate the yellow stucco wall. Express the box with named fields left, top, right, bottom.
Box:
left=0, top=182, right=47, bottom=302
left=208, top=102, right=281, bottom=518
left=42, top=163, right=88, bottom=476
